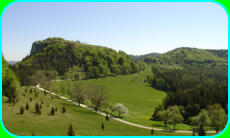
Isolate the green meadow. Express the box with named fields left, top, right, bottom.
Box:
left=48, top=71, right=194, bottom=131
left=2, top=87, right=193, bottom=136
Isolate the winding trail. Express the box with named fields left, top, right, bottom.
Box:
left=35, top=84, right=216, bottom=134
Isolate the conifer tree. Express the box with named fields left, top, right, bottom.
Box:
left=26, top=102, right=29, bottom=110
left=20, top=106, right=24, bottom=114
left=62, top=106, right=66, bottom=113
left=68, top=124, right=75, bottom=136
left=50, top=107, right=55, bottom=115
left=101, top=122, right=104, bottom=130
left=35, top=102, right=41, bottom=114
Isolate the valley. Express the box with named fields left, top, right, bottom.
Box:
left=2, top=38, right=228, bottom=136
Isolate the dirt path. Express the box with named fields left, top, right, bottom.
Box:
left=35, top=84, right=216, bottom=134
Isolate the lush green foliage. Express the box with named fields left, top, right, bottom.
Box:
left=12, top=38, right=144, bottom=85
left=145, top=48, right=228, bottom=124
left=157, top=105, right=184, bottom=130
left=2, top=56, right=20, bottom=102
left=147, top=47, right=227, bottom=69
left=208, top=104, right=228, bottom=133
left=190, top=109, right=211, bottom=136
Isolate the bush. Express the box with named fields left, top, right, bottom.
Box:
left=62, top=106, right=66, bottom=113
left=30, top=88, right=33, bottom=94
left=68, top=124, right=75, bottom=136
left=101, top=122, right=104, bottom=130
left=26, top=102, right=29, bottom=110
left=35, top=102, right=41, bottom=114
left=150, top=129, right=154, bottom=135
left=35, top=93, right=38, bottom=98
left=44, top=90, right=47, bottom=96
left=20, top=106, right=24, bottom=114
left=105, top=115, right=109, bottom=121
left=112, top=103, right=128, bottom=117
left=50, top=107, right=55, bottom=115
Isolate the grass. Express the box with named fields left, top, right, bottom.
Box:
left=47, top=70, right=195, bottom=131
left=2, top=87, right=195, bottom=136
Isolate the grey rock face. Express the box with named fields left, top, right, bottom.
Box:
left=30, top=41, right=46, bottom=55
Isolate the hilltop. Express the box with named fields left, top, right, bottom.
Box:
left=12, top=38, right=144, bottom=85
left=142, top=47, right=227, bottom=69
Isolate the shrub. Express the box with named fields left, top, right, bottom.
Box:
left=30, top=88, right=33, bottom=94
left=44, top=90, right=47, bottom=96
left=35, top=102, right=41, bottom=114
left=101, top=122, right=104, bottom=130
left=26, top=102, right=29, bottom=110
left=112, top=103, right=128, bottom=117
left=35, top=93, right=38, bottom=98
left=20, top=106, right=24, bottom=114
left=50, top=107, right=55, bottom=115
left=62, top=106, right=66, bottom=113
left=105, top=115, right=109, bottom=121
left=68, top=124, right=75, bottom=136
left=150, top=129, right=154, bottom=135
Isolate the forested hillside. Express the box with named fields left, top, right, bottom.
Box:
left=144, top=48, right=228, bottom=124
left=144, top=47, right=227, bottom=69
left=11, top=38, right=144, bottom=85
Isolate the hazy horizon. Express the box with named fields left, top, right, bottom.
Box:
left=2, top=2, right=228, bottom=61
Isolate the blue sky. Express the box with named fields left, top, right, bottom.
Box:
left=2, top=2, right=228, bottom=61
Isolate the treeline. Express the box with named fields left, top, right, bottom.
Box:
left=153, top=104, right=227, bottom=135
left=147, top=61, right=227, bottom=125
left=147, top=65, right=227, bottom=92
left=11, top=38, right=145, bottom=85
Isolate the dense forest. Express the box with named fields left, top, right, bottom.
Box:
left=145, top=48, right=228, bottom=123
left=11, top=38, right=145, bottom=85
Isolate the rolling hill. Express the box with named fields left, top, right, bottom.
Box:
left=144, top=47, right=227, bottom=69
left=12, top=38, right=144, bottom=85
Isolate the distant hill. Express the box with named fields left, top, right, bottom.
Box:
left=12, top=38, right=144, bottom=85
left=7, top=61, right=19, bottom=65
left=144, top=47, right=228, bottom=69
left=130, top=53, right=160, bottom=61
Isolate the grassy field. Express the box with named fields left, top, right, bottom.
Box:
left=2, top=87, right=194, bottom=136
left=47, top=70, right=195, bottom=131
